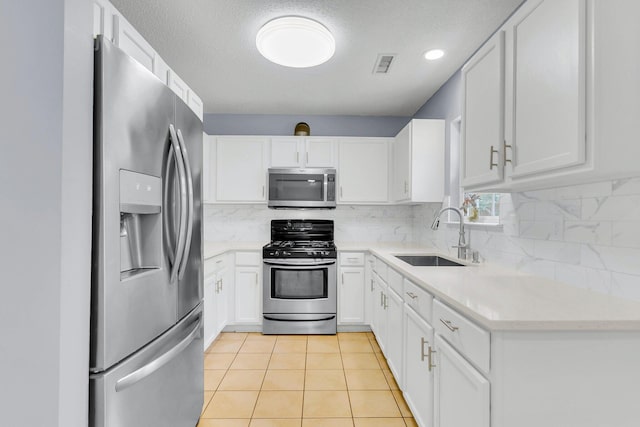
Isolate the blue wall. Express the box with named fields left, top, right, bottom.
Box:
left=204, top=113, right=411, bottom=137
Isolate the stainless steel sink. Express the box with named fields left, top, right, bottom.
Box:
left=395, top=255, right=465, bottom=267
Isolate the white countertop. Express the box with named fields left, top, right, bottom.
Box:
left=203, top=241, right=265, bottom=260
left=205, top=240, right=640, bottom=331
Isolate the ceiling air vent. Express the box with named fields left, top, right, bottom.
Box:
left=373, top=54, right=396, bottom=74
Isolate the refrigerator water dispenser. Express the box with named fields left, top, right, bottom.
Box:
left=119, top=169, right=162, bottom=279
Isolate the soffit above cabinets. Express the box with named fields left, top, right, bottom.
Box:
left=110, top=0, right=524, bottom=116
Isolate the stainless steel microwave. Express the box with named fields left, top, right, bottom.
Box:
left=268, top=168, right=336, bottom=209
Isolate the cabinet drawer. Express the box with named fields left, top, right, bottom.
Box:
left=373, top=258, right=388, bottom=282
left=403, top=279, right=433, bottom=323
left=235, top=251, right=261, bottom=266
left=433, top=300, right=490, bottom=373
left=387, top=267, right=403, bottom=295
left=340, top=252, right=365, bottom=266
left=205, top=255, right=226, bottom=279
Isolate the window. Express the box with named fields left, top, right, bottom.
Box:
left=449, top=118, right=502, bottom=225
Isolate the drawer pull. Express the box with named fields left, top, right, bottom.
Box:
left=440, top=318, right=459, bottom=332
left=406, top=291, right=418, bottom=300
left=427, top=346, right=436, bottom=372
left=370, top=279, right=374, bottom=292
left=347, top=257, right=359, bottom=262
left=383, top=294, right=388, bottom=309
left=420, top=337, right=427, bottom=361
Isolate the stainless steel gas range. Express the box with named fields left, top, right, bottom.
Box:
left=262, top=219, right=337, bottom=335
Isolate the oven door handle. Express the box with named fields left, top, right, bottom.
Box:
left=264, top=314, right=337, bottom=322
left=263, top=259, right=336, bottom=266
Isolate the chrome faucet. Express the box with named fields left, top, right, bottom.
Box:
left=430, top=207, right=469, bottom=260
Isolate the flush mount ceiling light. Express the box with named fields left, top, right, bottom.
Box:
left=256, top=16, right=335, bottom=68
left=424, top=49, right=445, bottom=60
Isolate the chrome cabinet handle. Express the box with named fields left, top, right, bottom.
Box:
left=428, top=346, right=436, bottom=372
left=440, top=318, right=459, bottom=332
left=306, top=151, right=309, bottom=164
left=296, top=151, right=299, bottom=163
left=489, top=145, right=499, bottom=170
left=383, top=294, right=388, bottom=309
left=176, top=129, right=194, bottom=280
left=340, top=186, right=343, bottom=198
left=262, top=185, right=265, bottom=198
left=406, top=291, right=417, bottom=300
left=420, top=337, right=427, bottom=362
left=503, top=140, right=512, bottom=166
left=370, top=279, right=374, bottom=292
left=380, top=291, right=383, bottom=307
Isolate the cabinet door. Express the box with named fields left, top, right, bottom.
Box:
left=403, top=307, right=434, bottom=427
left=187, top=91, right=203, bottom=122
left=203, top=275, right=216, bottom=349
left=461, top=31, right=505, bottom=188
left=373, top=276, right=388, bottom=353
left=93, top=0, right=115, bottom=40
left=392, top=124, right=411, bottom=201
left=167, top=69, right=189, bottom=102
left=385, top=289, right=404, bottom=387
left=234, top=267, right=261, bottom=324
left=434, top=335, right=490, bottom=427
left=271, top=138, right=301, bottom=167
left=215, top=267, right=229, bottom=336
left=338, top=267, right=365, bottom=324
left=364, top=256, right=375, bottom=325
left=216, top=137, right=267, bottom=202
left=338, top=138, right=389, bottom=203
left=507, top=0, right=586, bottom=178
left=113, top=14, right=156, bottom=73
left=305, top=138, right=335, bottom=167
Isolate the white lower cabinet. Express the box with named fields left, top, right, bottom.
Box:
left=385, top=287, right=404, bottom=386
left=233, top=251, right=262, bottom=324
left=338, top=267, right=365, bottom=324
left=403, top=306, right=435, bottom=427
left=434, top=334, right=490, bottom=427
left=203, top=254, right=230, bottom=348
left=372, top=273, right=387, bottom=353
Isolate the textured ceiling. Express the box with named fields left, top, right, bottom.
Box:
left=109, top=0, right=523, bottom=116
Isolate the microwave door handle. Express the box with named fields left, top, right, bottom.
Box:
left=176, top=128, right=194, bottom=280
left=168, top=124, right=188, bottom=284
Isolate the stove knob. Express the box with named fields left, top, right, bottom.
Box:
left=283, top=251, right=290, bottom=256
left=274, top=250, right=280, bottom=257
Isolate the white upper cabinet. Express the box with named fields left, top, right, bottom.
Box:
left=506, top=0, right=586, bottom=179
left=461, top=31, right=505, bottom=188
left=92, top=0, right=115, bottom=40
left=113, top=14, right=157, bottom=73
left=215, top=137, right=267, bottom=202
left=338, top=138, right=389, bottom=203
left=270, top=137, right=336, bottom=168
left=168, top=69, right=190, bottom=101
left=392, top=119, right=445, bottom=203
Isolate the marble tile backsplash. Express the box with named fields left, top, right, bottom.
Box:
left=413, top=176, right=640, bottom=302
left=204, top=177, right=640, bottom=301
left=203, top=204, right=414, bottom=244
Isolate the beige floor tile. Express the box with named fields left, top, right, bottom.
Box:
left=253, top=391, right=303, bottom=419
left=392, top=390, right=413, bottom=418
left=201, top=391, right=259, bottom=418
left=217, top=332, right=248, bottom=341
left=246, top=333, right=277, bottom=343
left=353, top=418, right=406, bottom=427
left=374, top=353, right=390, bottom=370
left=302, top=418, right=354, bottom=427
left=344, top=370, right=389, bottom=390
left=268, top=353, right=306, bottom=370
left=349, top=390, right=402, bottom=418
left=202, top=391, right=214, bottom=414
left=307, top=339, right=340, bottom=353
left=339, top=340, right=373, bottom=353
left=403, top=418, right=418, bottom=427
left=208, top=339, right=244, bottom=353
left=303, top=391, right=352, bottom=418
left=306, top=353, right=343, bottom=370
left=308, top=335, right=338, bottom=344
left=305, top=370, right=347, bottom=390
left=204, top=370, right=226, bottom=390
left=249, top=419, right=301, bottom=427
left=205, top=353, right=236, bottom=370
left=239, top=340, right=276, bottom=353
left=262, top=370, right=305, bottom=391
left=197, top=419, right=250, bottom=427
left=276, top=335, right=308, bottom=342
left=218, top=370, right=266, bottom=390
left=369, top=338, right=382, bottom=353
left=382, top=369, right=399, bottom=390
left=341, top=353, right=380, bottom=370
left=230, top=353, right=271, bottom=370
left=273, top=340, right=307, bottom=353
left=338, top=332, right=370, bottom=341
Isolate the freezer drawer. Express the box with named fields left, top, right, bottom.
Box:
left=90, top=305, right=204, bottom=427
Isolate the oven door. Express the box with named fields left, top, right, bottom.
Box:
left=263, top=258, right=337, bottom=314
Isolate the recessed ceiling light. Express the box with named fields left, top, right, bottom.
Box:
left=424, top=49, right=445, bottom=61
left=256, top=16, right=335, bottom=68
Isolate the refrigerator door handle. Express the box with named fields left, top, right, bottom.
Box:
left=114, top=317, right=201, bottom=393
left=176, top=128, right=194, bottom=280
left=166, top=124, right=188, bottom=283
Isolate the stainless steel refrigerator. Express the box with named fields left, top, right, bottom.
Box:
left=90, top=36, right=203, bottom=427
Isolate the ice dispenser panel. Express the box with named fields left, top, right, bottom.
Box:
left=119, top=170, right=162, bottom=279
